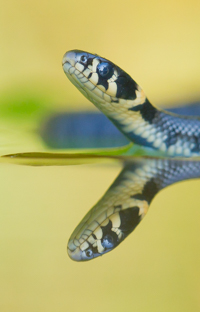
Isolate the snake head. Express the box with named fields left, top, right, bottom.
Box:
left=67, top=206, right=142, bottom=261
left=62, top=50, right=144, bottom=108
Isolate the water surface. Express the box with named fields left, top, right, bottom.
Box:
left=0, top=160, right=200, bottom=312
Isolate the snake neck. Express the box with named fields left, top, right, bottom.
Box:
left=104, top=98, right=158, bottom=146
left=99, top=98, right=200, bottom=157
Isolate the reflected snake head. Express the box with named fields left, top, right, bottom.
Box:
left=67, top=206, right=142, bottom=261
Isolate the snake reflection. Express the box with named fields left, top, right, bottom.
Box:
left=68, top=157, right=200, bottom=261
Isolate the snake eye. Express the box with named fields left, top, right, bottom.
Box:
left=80, top=55, right=87, bottom=63
left=97, top=62, right=114, bottom=79
left=102, top=234, right=115, bottom=249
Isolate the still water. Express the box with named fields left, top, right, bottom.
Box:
left=0, top=158, right=200, bottom=312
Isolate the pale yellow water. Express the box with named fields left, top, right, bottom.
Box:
left=1, top=0, right=200, bottom=311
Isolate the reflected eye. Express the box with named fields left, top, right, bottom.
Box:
left=97, top=62, right=114, bottom=79
left=80, top=55, right=87, bottom=63
left=102, top=234, right=115, bottom=249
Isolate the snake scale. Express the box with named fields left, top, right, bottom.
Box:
left=62, top=50, right=200, bottom=261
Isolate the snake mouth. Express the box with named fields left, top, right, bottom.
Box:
left=62, top=58, right=88, bottom=96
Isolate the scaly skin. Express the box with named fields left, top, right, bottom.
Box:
left=67, top=157, right=200, bottom=261
left=62, top=50, right=200, bottom=157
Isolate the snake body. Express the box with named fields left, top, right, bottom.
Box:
left=67, top=158, right=200, bottom=261
left=62, top=50, right=200, bottom=157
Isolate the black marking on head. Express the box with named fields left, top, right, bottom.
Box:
left=97, top=76, right=109, bottom=90
left=87, top=57, right=93, bottom=66
left=88, top=72, right=92, bottom=79
left=101, top=220, right=115, bottom=235
left=119, top=207, right=141, bottom=234
left=129, top=99, right=157, bottom=123
left=116, top=73, right=138, bottom=100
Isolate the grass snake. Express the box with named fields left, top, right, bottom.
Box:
left=62, top=50, right=200, bottom=261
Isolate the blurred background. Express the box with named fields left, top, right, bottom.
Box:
left=1, top=0, right=200, bottom=311
left=1, top=0, right=200, bottom=108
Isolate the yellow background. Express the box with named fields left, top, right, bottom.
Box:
left=1, top=0, right=200, bottom=311
left=1, top=0, right=200, bottom=108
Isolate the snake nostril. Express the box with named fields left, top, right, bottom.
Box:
left=85, top=249, right=93, bottom=257
left=80, top=55, right=87, bottom=63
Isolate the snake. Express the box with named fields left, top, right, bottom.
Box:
left=67, top=158, right=200, bottom=261
left=62, top=50, right=200, bottom=157
left=62, top=50, right=200, bottom=261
